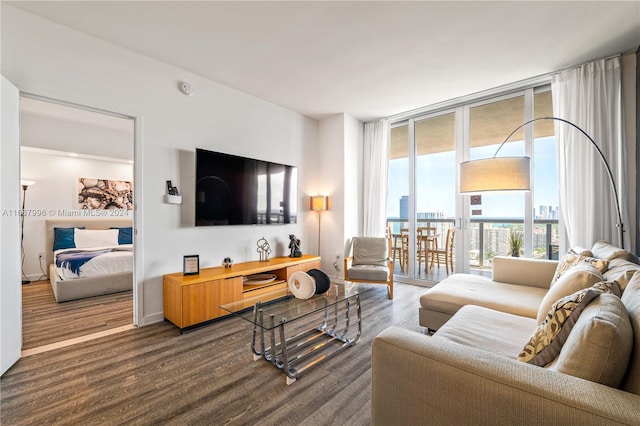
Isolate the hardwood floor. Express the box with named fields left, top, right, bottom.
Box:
left=21, top=280, right=133, bottom=350
left=2, top=282, right=429, bottom=425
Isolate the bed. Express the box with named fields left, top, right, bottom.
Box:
left=46, top=218, right=133, bottom=302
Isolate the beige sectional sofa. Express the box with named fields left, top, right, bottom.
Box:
left=371, top=241, right=640, bottom=425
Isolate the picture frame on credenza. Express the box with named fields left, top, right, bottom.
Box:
left=183, top=255, right=200, bottom=275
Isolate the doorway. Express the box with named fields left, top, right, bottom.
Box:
left=19, top=95, right=136, bottom=351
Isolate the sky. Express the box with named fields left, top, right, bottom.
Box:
left=387, top=136, right=559, bottom=219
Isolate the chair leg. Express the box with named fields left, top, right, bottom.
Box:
left=445, top=254, right=453, bottom=274
left=387, top=283, right=393, bottom=299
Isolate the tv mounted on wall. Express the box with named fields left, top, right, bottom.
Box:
left=195, top=148, right=298, bottom=226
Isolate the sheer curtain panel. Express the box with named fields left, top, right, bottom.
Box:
left=551, top=57, right=629, bottom=250
left=363, top=120, right=390, bottom=237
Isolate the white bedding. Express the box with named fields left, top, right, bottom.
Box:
left=54, top=244, right=133, bottom=280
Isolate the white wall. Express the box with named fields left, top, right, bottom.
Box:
left=317, top=113, right=363, bottom=279
left=1, top=76, right=23, bottom=375
left=318, top=115, right=345, bottom=277
left=20, top=149, right=134, bottom=281
left=344, top=114, right=363, bottom=240
left=2, top=5, right=319, bottom=325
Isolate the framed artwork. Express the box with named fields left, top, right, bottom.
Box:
left=183, top=255, right=200, bottom=276
left=78, top=178, right=133, bottom=210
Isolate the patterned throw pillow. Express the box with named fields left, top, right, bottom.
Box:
left=518, top=281, right=621, bottom=366
left=550, top=252, right=609, bottom=285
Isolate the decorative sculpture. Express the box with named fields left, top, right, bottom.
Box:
left=222, top=257, right=233, bottom=268
left=257, top=237, right=272, bottom=262
left=288, top=234, right=302, bottom=258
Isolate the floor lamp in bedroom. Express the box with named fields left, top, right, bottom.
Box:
left=21, top=179, right=35, bottom=285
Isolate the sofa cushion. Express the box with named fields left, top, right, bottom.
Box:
left=347, top=264, right=389, bottom=281
left=352, top=237, right=388, bottom=267
left=551, top=252, right=608, bottom=285
left=519, top=281, right=621, bottom=367
left=491, top=256, right=558, bottom=289
left=603, top=257, right=640, bottom=291
left=536, top=265, right=604, bottom=323
left=420, top=274, right=548, bottom=320
left=434, top=305, right=536, bottom=358
left=546, top=293, right=632, bottom=388
left=621, top=273, right=640, bottom=395
left=591, top=240, right=640, bottom=264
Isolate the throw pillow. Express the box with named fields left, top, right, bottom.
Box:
left=550, top=252, right=608, bottom=285
left=52, top=227, right=85, bottom=251
left=546, top=293, right=633, bottom=388
left=110, top=226, right=133, bottom=245
left=592, top=240, right=640, bottom=265
left=536, top=264, right=604, bottom=323
left=603, top=257, right=640, bottom=292
left=519, top=281, right=621, bottom=367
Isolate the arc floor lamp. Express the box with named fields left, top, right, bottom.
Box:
left=459, top=116, right=625, bottom=249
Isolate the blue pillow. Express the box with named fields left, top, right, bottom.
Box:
left=53, top=227, right=84, bottom=251
left=111, top=227, right=133, bottom=245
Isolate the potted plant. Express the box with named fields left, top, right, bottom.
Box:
left=508, top=230, right=523, bottom=257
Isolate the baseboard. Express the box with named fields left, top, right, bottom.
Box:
left=139, top=312, right=164, bottom=327
left=23, top=273, right=49, bottom=283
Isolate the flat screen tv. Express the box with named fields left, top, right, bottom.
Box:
left=195, top=148, right=298, bottom=226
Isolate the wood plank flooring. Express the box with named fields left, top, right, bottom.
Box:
left=2, top=282, right=429, bottom=425
left=21, top=280, right=133, bottom=350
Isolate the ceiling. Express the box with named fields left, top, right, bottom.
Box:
left=8, top=1, right=640, bottom=122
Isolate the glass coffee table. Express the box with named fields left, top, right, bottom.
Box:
left=221, top=283, right=373, bottom=385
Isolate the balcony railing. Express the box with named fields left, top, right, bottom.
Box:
left=387, top=217, right=559, bottom=272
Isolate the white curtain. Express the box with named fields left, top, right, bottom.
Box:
left=551, top=57, right=629, bottom=251
left=363, top=119, right=390, bottom=237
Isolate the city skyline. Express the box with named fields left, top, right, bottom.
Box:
left=387, top=136, right=559, bottom=219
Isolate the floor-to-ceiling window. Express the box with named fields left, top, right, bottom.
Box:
left=532, top=90, right=559, bottom=259
left=413, top=112, right=456, bottom=280
left=387, top=84, right=557, bottom=284
left=388, top=123, right=410, bottom=278
left=468, top=94, right=526, bottom=268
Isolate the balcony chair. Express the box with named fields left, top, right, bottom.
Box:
left=344, top=232, right=394, bottom=299
left=391, top=228, right=409, bottom=272
left=417, top=226, right=438, bottom=272
left=431, top=228, right=455, bottom=274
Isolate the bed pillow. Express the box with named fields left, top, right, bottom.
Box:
left=52, top=227, right=85, bottom=251
left=74, top=229, right=119, bottom=248
left=111, top=227, right=133, bottom=245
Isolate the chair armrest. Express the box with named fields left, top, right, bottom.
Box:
left=343, top=256, right=353, bottom=280
left=492, top=256, right=558, bottom=289
left=372, top=326, right=640, bottom=425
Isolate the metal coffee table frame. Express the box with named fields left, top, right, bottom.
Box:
left=223, top=283, right=370, bottom=385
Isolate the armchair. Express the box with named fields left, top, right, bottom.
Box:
left=344, top=234, right=393, bottom=299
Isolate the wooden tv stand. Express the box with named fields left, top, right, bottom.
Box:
left=163, top=255, right=321, bottom=331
